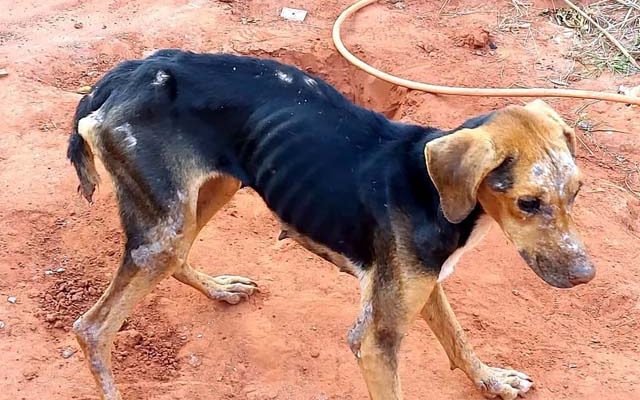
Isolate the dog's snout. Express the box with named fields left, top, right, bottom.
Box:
left=569, top=262, right=595, bottom=286
left=518, top=248, right=595, bottom=288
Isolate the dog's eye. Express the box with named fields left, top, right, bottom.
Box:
left=517, top=197, right=541, bottom=214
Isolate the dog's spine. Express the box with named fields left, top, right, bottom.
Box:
left=67, top=94, right=100, bottom=203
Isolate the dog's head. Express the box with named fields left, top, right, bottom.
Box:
left=424, top=99, right=595, bottom=288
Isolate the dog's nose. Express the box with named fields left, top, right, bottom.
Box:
left=569, top=263, right=596, bottom=286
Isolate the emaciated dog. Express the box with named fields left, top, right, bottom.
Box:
left=67, top=49, right=595, bottom=400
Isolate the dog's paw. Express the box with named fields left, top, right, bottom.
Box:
left=475, top=366, right=533, bottom=400
left=208, top=275, right=258, bottom=305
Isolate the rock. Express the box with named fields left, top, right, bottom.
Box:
left=188, top=353, right=202, bottom=367
left=74, top=22, right=83, bottom=29
left=0, top=321, right=5, bottom=329
left=54, top=320, right=65, bottom=329
left=310, top=351, right=320, bottom=358
left=45, top=313, right=58, bottom=323
left=117, top=329, right=143, bottom=348
left=76, top=85, right=92, bottom=94
left=0, top=68, right=7, bottom=78
left=23, top=370, right=38, bottom=381
left=7, top=296, right=17, bottom=304
left=61, top=347, right=78, bottom=359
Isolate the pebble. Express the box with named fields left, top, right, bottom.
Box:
left=45, top=313, right=58, bottom=323
left=188, top=354, right=202, bottom=368
left=310, top=351, right=320, bottom=358
left=61, top=347, right=78, bottom=359
left=45, top=267, right=66, bottom=276
left=0, top=321, right=5, bottom=329
left=7, top=296, right=17, bottom=304
left=0, top=68, right=7, bottom=78
left=76, top=85, right=92, bottom=94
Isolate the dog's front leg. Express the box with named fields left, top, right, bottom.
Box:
left=348, top=265, right=437, bottom=400
left=422, top=284, right=533, bottom=400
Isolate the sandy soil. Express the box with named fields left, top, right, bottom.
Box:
left=1, top=0, right=639, bottom=399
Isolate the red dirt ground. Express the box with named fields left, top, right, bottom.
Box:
left=1, top=0, right=639, bottom=399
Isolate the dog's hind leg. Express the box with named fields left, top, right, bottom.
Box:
left=172, top=174, right=257, bottom=304
left=421, top=284, right=533, bottom=400
left=74, top=186, right=199, bottom=400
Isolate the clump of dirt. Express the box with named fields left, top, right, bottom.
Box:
left=38, top=273, right=105, bottom=331
left=38, top=265, right=184, bottom=382
left=456, top=28, right=495, bottom=49
left=113, top=314, right=183, bottom=381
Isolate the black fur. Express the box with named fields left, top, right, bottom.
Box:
left=68, top=49, right=487, bottom=274
left=486, top=156, right=515, bottom=193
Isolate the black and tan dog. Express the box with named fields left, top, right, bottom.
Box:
left=67, top=49, right=595, bottom=400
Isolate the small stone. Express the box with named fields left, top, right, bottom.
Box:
left=61, top=347, right=77, bottom=359
left=7, top=296, right=17, bottom=304
left=23, top=370, right=38, bottom=381
left=0, top=321, right=5, bottom=329
left=45, top=313, right=58, bottom=323
left=76, top=85, right=92, bottom=94
left=0, top=68, right=8, bottom=78
left=74, top=22, right=83, bottom=29
left=188, top=353, right=202, bottom=367
left=512, top=289, right=520, bottom=296
left=45, top=270, right=55, bottom=276
left=310, top=351, right=320, bottom=358
left=55, top=268, right=66, bottom=273
left=54, top=320, right=65, bottom=329
left=197, top=334, right=203, bottom=338
left=117, top=329, right=143, bottom=348
left=568, top=363, right=577, bottom=368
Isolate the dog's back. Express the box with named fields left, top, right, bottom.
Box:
left=68, top=49, right=446, bottom=266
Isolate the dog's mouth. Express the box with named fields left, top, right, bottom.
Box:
left=518, top=250, right=596, bottom=288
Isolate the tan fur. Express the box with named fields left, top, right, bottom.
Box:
left=74, top=99, right=590, bottom=400
left=74, top=173, right=256, bottom=400
left=426, top=100, right=592, bottom=287
left=352, top=263, right=437, bottom=400
left=474, top=103, right=588, bottom=284
left=422, top=284, right=533, bottom=400
left=424, top=126, right=504, bottom=223
left=278, top=222, right=361, bottom=276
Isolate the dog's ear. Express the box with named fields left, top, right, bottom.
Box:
left=525, top=99, right=576, bottom=157
left=424, top=128, right=504, bottom=224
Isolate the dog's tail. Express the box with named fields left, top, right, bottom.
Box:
left=67, top=94, right=100, bottom=203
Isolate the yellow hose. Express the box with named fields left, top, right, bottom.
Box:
left=331, top=0, right=640, bottom=106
